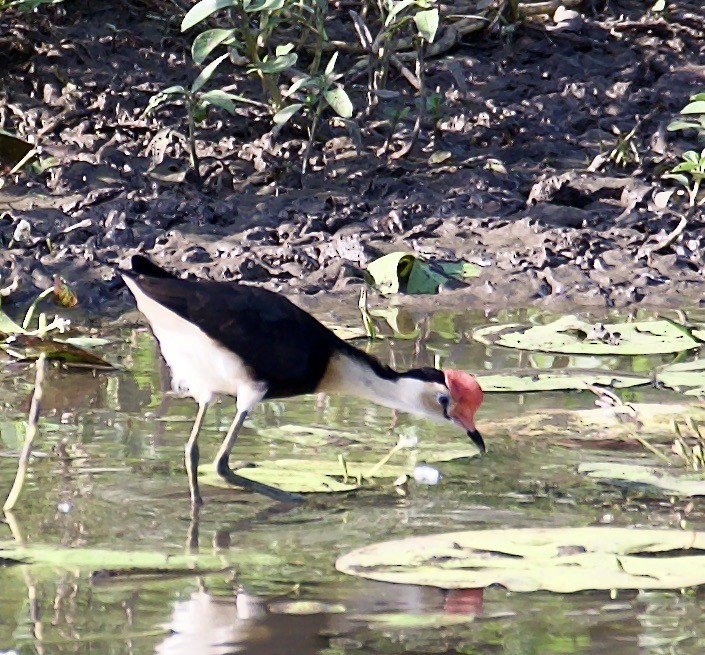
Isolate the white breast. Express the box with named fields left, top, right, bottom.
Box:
left=123, top=276, right=262, bottom=406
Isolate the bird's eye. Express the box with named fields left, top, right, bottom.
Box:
left=437, top=394, right=450, bottom=419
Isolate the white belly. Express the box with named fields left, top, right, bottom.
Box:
left=123, top=276, right=256, bottom=406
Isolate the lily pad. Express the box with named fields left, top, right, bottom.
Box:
left=477, top=371, right=650, bottom=393
left=199, top=447, right=479, bottom=494
left=579, top=462, right=705, bottom=496
left=336, top=527, right=705, bottom=592
left=657, top=360, right=705, bottom=394
left=365, top=253, right=479, bottom=295
left=473, top=316, right=701, bottom=355
left=0, top=543, right=277, bottom=573
left=268, top=600, right=346, bottom=615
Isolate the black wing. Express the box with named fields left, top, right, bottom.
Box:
left=125, top=272, right=343, bottom=398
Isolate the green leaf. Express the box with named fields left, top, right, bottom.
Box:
left=579, top=462, right=705, bottom=497
left=667, top=119, right=703, bottom=132
left=199, top=447, right=478, bottom=494
left=255, top=52, right=297, bottom=74
left=656, top=359, right=705, bottom=391
left=365, top=253, right=479, bottom=295
left=385, top=0, right=417, bottom=25
left=182, top=0, right=238, bottom=31
left=336, top=527, right=705, bottom=592
left=690, top=93, right=705, bottom=102
left=191, top=53, right=229, bottom=93
left=473, top=316, right=702, bottom=356
left=275, top=42, right=295, bottom=56
left=438, top=261, right=480, bottom=279
left=477, top=372, right=650, bottom=393
left=324, top=51, right=338, bottom=75
left=0, top=543, right=277, bottom=572
left=246, top=0, right=285, bottom=11
left=200, top=89, right=239, bottom=115
left=663, top=172, right=692, bottom=187
left=682, top=101, right=705, bottom=115
left=414, top=8, right=439, bottom=42
left=191, top=28, right=237, bottom=64
left=273, top=102, right=304, bottom=125
left=324, top=86, right=353, bottom=118
left=143, top=85, right=187, bottom=116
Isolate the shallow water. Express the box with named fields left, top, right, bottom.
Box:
left=2, top=306, right=705, bottom=655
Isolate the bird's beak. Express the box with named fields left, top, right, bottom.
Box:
left=466, top=428, right=486, bottom=454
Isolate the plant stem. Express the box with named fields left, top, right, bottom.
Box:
left=3, top=353, right=47, bottom=512
left=187, top=97, right=200, bottom=179
left=301, top=101, right=323, bottom=178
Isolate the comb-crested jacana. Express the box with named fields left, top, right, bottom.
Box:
left=122, top=255, right=484, bottom=506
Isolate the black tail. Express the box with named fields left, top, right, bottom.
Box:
left=129, top=255, right=177, bottom=279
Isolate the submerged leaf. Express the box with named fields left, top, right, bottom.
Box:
left=579, top=462, right=705, bottom=496
left=199, top=446, right=479, bottom=494
left=336, top=527, right=705, bottom=592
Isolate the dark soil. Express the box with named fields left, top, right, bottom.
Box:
left=1, top=0, right=704, bottom=316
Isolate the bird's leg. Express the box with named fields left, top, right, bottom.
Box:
left=214, top=410, right=305, bottom=504
left=185, top=402, right=207, bottom=507
left=213, top=410, right=248, bottom=478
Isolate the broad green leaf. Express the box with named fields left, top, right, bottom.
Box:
left=324, top=86, right=353, bottom=118
left=682, top=101, right=705, bottom=115
left=663, top=172, right=692, bottom=187
left=667, top=119, right=703, bottom=132
left=191, top=53, right=229, bottom=93
left=255, top=53, right=297, bottom=74
left=365, top=253, right=416, bottom=294
left=191, top=28, right=237, bottom=64
left=336, top=527, right=705, bottom=592
left=0, top=543, right=278, bottom=572
left=414, top=8, right=439, bottom=42
left=477, top=372, right=650, bottom=393
left=365, top=253, right=479, bottom=295
left=657, top=360, right=705, bottom=390
left=473, top=316, right=701, bottom=355
left=200, top=89, right=239, bottom=115
left=273, top=103, right=304, bottom=125
left=275, top=42, right=295, bottom=56
left=199, top=447, right=479, bottom=494
left=690, top=93, right=705, bottom=102
left=579, top=462, right=705, bottom=497
left=182, top=0, right=238, bottom=31
left=438, top=261, right=480, bottom=279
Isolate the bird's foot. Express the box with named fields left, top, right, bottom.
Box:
left=214, top=457, right=305, bottom=504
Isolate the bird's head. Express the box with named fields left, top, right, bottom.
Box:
left=406, top=368, right=485, bottom=453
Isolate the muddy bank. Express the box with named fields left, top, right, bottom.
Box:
left=1, top=0, right=704, bottom=317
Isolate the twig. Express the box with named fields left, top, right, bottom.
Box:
left=390, top=38, right=425, bottom=160
left=650, top=216, right=688, bottom=254
left=3, top=353, right=47, bottom=511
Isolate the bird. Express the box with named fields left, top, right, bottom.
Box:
left=121, top=255, right=484, bottom=507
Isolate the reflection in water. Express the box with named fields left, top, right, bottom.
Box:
left=2, top=308, right=705, bottom=654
